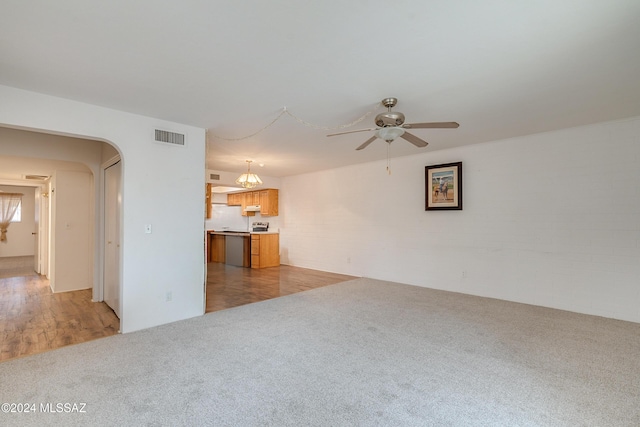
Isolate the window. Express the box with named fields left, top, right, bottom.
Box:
left=11, top=201, right=21, bottom=222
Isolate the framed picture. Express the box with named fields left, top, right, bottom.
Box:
left=425, top=162, right=462, bottom=210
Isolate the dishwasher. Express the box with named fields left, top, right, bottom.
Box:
left=225, top=235, right=245, bottom=267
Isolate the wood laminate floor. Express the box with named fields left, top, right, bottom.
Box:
left=206, top=263, right=357, bottom=313
left=0, top=272, right=120, bottom=362
left=1, top=263, right=357, bottom=362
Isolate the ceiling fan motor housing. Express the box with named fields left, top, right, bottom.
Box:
left=375, top=111, right=405, bottom=127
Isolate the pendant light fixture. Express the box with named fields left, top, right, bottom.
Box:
left=235, top=160, right=263, bottom=189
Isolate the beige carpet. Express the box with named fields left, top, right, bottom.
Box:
left=1, top=278, right=638, bottom=426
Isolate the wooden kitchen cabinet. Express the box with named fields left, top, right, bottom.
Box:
left=227, top=188, right=279, bottom=216
left=251, top=233, right=280, bottom=268
left=250, top=191, right=260, bottom=205
left=240, top=192, right=255, bottom=217
left=259, top=189, right=279, bottom=216
left=225, top=191, right=252, bottom=216
left=206, top=183, right=212, bottom=219
left=209, top=233, right=226, bottom=263
left=227, top=192, right=242, bottom=206
left=250, top=235, right=259, bottom=267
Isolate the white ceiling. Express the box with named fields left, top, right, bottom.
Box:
left=0, top=155, right=90, bottom=187
left=2, top=1, right=640, bottom=178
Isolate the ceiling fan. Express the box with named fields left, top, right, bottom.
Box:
left=327, top=97, right=459, bottom=150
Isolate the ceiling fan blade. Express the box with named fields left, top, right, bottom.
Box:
left=327, top=128, right=376, bottom=137
left=400, top=131, right=428, bottom=148
left=403, top=122, right=459, bottom=129
left=356, top=136, right=377, bottom=151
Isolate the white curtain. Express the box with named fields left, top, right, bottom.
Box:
left=0, top=192, right=23, bottom=242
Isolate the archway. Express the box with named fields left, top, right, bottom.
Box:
left=0, top=126, right=123, bottom=359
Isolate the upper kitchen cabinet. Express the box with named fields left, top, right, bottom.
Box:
left=259, top=189, right=278, bottom=216
left=226, top=189, right=279, bottom=216
left=240, top=192, right=255, bottom=217
left=227, top=192, right=242, bottom=206
left=226, top=192, right=255, bottom=216
left=251, top=191, right=260, bottom=205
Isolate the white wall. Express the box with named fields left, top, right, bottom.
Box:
left=280, top=116, right=640, bottom=323
left=0, top=85, right=206, bottom=333
left=0, top=185, right=35, bottom=257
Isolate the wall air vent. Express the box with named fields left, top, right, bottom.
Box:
left=24, top=174, right=49, bottom=180
left=210, top=173, right=220, bottom=180
left=154, top=129, right=186, bottom=146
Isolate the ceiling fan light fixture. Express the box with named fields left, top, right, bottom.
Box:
left=376, top=127, right=405, bottom=142
left=235, top=160, right=263, bottom=189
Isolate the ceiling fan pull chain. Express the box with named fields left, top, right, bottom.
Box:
left=387, top=142, right=391, bottom=175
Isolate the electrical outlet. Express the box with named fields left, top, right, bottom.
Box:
left=462, top=270, right=468, bottom=279
left=145, top=224, right=152, bottom=234
left=166, top=291, right=172, bottom=302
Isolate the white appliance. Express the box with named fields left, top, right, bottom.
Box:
left=252, top=221, right=269, bottom=232
left=209, top=205, right=248, bottom=231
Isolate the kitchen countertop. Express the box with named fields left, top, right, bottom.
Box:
left=207, top=230, right=279, bottom=236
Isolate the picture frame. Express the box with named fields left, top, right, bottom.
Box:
left=425, top=162, right=462, bottom=210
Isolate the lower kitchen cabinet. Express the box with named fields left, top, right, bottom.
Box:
left=251, top=234, right=280, bottom=268
left=209, top=233, right=226, bottom=263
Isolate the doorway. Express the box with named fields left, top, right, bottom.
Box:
left=0, top=126, right=123, bottom=358
left=0, top=184, right=39, bottom=277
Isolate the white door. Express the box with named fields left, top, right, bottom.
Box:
left=34, top=187, right=41, bottom=272
left=104, top=160, right=121, bottom=318
left=41, top=184, right=50, bottom=278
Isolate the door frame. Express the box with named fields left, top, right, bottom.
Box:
left=34, top=185, right=50, bottom=276
left=98, top=155, right=123, bottom=321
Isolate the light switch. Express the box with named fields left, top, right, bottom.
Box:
left=145, top=224, right=152, bottom=234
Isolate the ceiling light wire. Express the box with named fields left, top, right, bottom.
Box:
left=208, top=103, right=380, bottom=141
left=209, top=109, right=288, bottom=142
left=283, top=103, right=379, bottom=130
